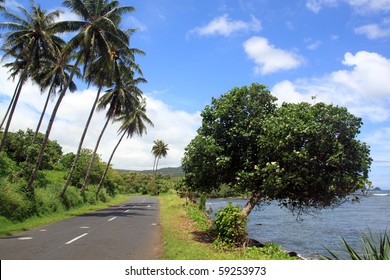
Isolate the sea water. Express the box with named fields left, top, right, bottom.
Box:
left=206, top=190, right=390, bottom=259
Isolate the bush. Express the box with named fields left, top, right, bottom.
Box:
left=61, top=186, right=84, bottom=209
left=0, top=152, right=17, bottom=178
left=35, top=186, right=65, bottom=215
left=212, top=202, right=247, bottom=247
left=0, top=179, right=34, bottom=221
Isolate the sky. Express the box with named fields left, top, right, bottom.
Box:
left=0, top=0, right=389, bottom=189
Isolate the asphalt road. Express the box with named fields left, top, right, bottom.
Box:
left=0, top=196, right=162, bottom=260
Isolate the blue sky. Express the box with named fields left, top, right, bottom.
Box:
left=0, top=0, right=389, bottom=189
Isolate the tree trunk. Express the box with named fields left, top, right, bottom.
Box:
left=32, top=83, right=55, bottom=144
left=0, top=73, right=26, bottom=150
left=80, top=116, right=110, bottom=192
left=27, top=89, right=66, bottom=192
left=61, top=84, right=103, bottom=198
left=96, top=131, right=126, bottom=198
left=28, top=56, right=82, bottom=193
left=241, top=189, right=262, bottom=218
left=0, top=78, right=21, bottom=130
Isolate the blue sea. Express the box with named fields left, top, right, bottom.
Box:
left=206, top=190, right=390, bottom=259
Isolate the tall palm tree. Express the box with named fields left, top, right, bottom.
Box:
left=96, top=98, right=153, bottom=197
left=152, top=139, right=169, bottom=176
left=30, top=52, right=80, bottom=145
left=80, top=52, right=145, bottom=192
left=57, top=0, right=137, bottom=197
left=0, top=1, right=64, bottom=150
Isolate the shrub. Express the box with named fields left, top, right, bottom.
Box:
left=35, top=186, right=64, bottom=215
left=212, top=202, right=247, bottom=247
left=0, top=152, right=17, bottom=178
left=61, top=186, right=84, bottom=209
left=0, top=179, right=34, bottom=221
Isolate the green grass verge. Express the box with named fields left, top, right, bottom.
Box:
left=0, top=194, right=131, bottom=238
left=159, top=191, right=295, bottom=260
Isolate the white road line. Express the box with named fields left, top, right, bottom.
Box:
left=80, top=226, right=90, bottom=229
left=18, top=237, right=33, bottom=240
left=124, top=209, right=130, bottom=213
left=65, top=233, right=88, bottom=245
left=108, top=217, right=117, bottom=221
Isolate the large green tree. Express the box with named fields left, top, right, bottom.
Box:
left=182, top=84, right=372, bottom=218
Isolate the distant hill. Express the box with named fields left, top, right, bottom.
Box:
left=115, top=166, right=184, bottom=177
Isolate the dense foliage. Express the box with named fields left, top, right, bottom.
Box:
left=182, top=83, right=372, bottom=217
left=0, top=129, right=171, bottom=221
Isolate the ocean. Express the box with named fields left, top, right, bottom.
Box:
left=206, top=190, right=390, bottom=259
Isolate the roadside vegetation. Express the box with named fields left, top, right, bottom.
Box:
left=159, top=191, right=296, bottom=260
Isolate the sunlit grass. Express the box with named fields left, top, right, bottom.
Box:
left=159, top=191, right=295, bottom=260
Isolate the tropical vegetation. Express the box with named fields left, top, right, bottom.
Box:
left=0, top=0, right=153, bottom=202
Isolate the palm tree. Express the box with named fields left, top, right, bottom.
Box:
left=57, top=0, right=137, bottom=197
left=0, top=1, right=64, bottom=150
left=96, top=98, right=153, bottom=197
left=30, top=52, right=80, bottom=145
left=79, top=51, right=145, bottom=192
left=152, top=139, right=169, bottom=176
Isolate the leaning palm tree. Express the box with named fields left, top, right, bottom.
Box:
left=96, top=98, right=153, bottom=197
left=80, top=51, right=145, bottom=192
left=151, top=139, right=169, bottom=176
left=57, top=0, right=137, bottom=197
left=0, top=1, right=64, bottom=151
left=30, top=52, right=80, bottom=145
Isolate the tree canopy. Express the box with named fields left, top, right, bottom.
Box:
left=182, top=83, right=372, bottom=218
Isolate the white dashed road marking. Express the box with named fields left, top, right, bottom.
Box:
left=65, top=233, right=88, bottom=245
left=108, top=217, right=117, bottom=222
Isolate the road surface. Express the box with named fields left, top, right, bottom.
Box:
left=0, top=196, right=162, bottom=259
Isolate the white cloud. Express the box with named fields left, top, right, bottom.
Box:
left=0, top=64, right=201, bottom=170
left=243, top=36, right=304, bottom=75
left=189, top=14, right=261, bottom=37
left=306, top=0, right=338, bottom=13
left=272, top=51, right=390, bottom=122
left=355, top=19, right=390, bottom=39
left=307, top=0, right=390, bottom=13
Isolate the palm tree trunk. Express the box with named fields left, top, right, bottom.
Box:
left=152, top=156, right=157, bottom=175
left=96, top=130, right=126, bottom=198
left=61, top=83, right=104, bottom=198
left=155, top=156, right=161, bottom=177
left=80, top=116, right=110, bottom=192
left=32, top=83, right=55, bottom=144
left=0, top=78, right=22, bottom=130
left=0, top=73, right=27, bottom=150
left=28, top=56, right=82, bottom=193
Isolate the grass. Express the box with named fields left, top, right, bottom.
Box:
left=0, top=194, right=131, bottom=238
left=159, top=191, right=295, bottom=260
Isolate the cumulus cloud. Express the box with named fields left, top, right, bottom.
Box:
left=0, top=64, right=201, bottom=170
left=355, top=19, right=390, bottom=39
left=189, top=14, right=261, bottom=37
left=243, top=36, right=304, bottom=75
left=271, top=51, right=390, bottom=122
